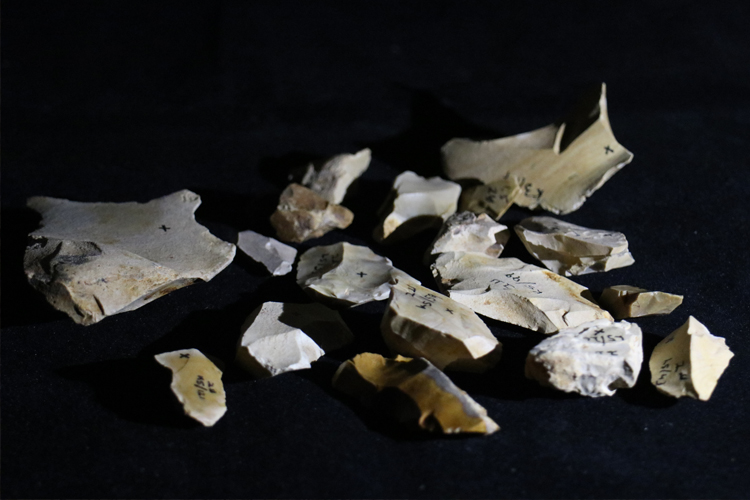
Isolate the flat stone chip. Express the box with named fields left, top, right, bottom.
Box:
left=236, top=301, right=354, bottom=378
left=301, top=148, right=371, bottom=204
left=297, top=242, right=419, bottom=307
left=155, top=348, right=227, bottom=427
left=237, top=229, right=297, bottom=276
left=270, top=183, right=354, bottom=243
left=441, top=83, right=633, bottom=214
left=381, top=279, right=502, bottom=372
left=24, top=190, right=236, bottom=325
left=374, top=170, right=461, bottom=243
left=650, top=316, right=733, bottom=401
left=459, top=177, right=520, bottom=220
left=427, top=211, right=509, bottom=261
left=525, top=319, right=643, bottom=397
left=432, top=252, right=612, bottom=333
left=514, top=216, right=634, bottom=276
left=599, top=285, right=683, bottom=319
left=333, top=353, right=499, bottom=435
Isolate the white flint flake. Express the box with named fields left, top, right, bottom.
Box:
left=155, top=348, right=227, bottom=427
left=381, top=280, right=502, bottom=372
left=525, top=319, right=643, bottom=397
left=374, top=171, right=461, bottom=243
left=236, top=301, right=354, bottom=378
left=24, top=190, right=236, bottom=325
left=432, top=252, right=612, bottom=333
left=237, top=230, right=297, bottom=276
left=427, top=211, right=509, bottom=261
left=650, top=316, right=733, bottom=401
left=442, top=84, right=633, bottom=214
left=599, top=285, right=683, bottom=319
left=514, top=216, right=634, bottom=276
left=301, top=148, right=371, bottom=204
left=297, top=242, right=419, bottom=307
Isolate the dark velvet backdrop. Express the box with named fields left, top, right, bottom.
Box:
left=2, top=2, right=750, bottom=498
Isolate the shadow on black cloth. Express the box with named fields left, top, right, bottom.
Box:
left=0, top=207, right=71, bottom=327
left=190, top=187, right=278, bottom=240
left=57, top=357, right=199, bottom=428
left=258, top=151, right=320, bottom=190
left=366, top=88, right=502, bottom=178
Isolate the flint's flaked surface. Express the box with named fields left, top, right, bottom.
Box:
left=381, top=280, right=501, bottom=372
left=155, top=348, right=227, bottom=427
left=374, top=171, right=461, bottom=243
left=24, top=190, right=236, bottom=325
left=525, top=320, right=643, bottom=397
left=459, top=177, right=520, bottom=220
left=237, top=230, right=297, bottom=276
left=599, top=285, right=683, bottom=319
left=270, top=183, right=353, bottom=243
left=333, top=353, right=499, bottom=435
left=236, top=301, right=353, bottom=378
left=427, top=211, right=509, bottom=261
left=301, top=148, right=371, bottom=204
left=514, top=216, right=634, bottom=276
left=442, top=84, right=633, bottom=214
left=650, top=316, right=733, bottom=401
left=432, top=252, right=612, bottom=333
left=297, top=242, right=419, bottom=307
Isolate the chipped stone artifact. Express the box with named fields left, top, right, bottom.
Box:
left=297, top=242, right=418, bottom=307
left=432, top=253, right=612, bottom=333
left=427, top=211, right=509, bottom=261
left=442, top=84, right=633, bottom=214
left=301, top=148, right=371, bottom=204
left=650, top=316, right=733, bottom=401
left=270, top=183, right=353, bottom=243
left=333, top=353, right=499, bottom=435
left=374, top=171, right=461, bottom=243
left=599, top=285, right=683, bottom=319
left=236, top=301, right=354, bottom=378
left=525, top=319, right=643, bottom=397
left=155, top=348, right=227, bottom=427
left=24, top=190, right=236, bottom=326
left=381, top=280, right=502, bottom=372
left=237, top=229, right=297, bottom=276
left=459, top=177, right=520, bottom=221
left=514, top=216, right=634, bottom=276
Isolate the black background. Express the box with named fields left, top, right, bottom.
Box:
left=3, top=2, right=750, bottom=498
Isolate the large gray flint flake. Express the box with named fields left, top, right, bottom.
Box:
left=24, top=190, right=236, bottom=325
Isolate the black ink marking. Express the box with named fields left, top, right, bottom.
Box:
left=160, top=225, right=171, bottom=232
left=180, top=353, right=190, bottom=359
left=445, top=308, right=454, bottom=314
left=604, top=145, right=614, bottom=154
left=357, top=272, right=367, bottom=278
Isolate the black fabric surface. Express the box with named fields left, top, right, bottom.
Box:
left=3, top=2, right=750, bottom=498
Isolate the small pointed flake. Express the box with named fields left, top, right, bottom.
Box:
left=525, top=319, right=643, bottom=397
left=381, top=279, right=502, bottom=372
left=155, top=348, right=227, bottom=427
left=270, top=183, right=353, bottom=243
left=599, top=285, right=683, bottom=319
left=237, top=230, right=297, bottom=276
left=333, top=353, right=499, bottom=435
left=301, top=148, right=371, bottom=204
left=650, top=316, right=733, bottom=401
left=374, top=171, right=461, bottom=243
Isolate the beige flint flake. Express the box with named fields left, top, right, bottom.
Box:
left=301, top=148, right=371, bottom=204
left=236, top=301, right=353, bottom=378
left=155, top=349, right=227, bottom=427
left=427, top=212, right=510, bottom=262
left=650, top=316, right=733, bottom=401
left=459, top=177, right=521, bottom=220
left=333, top=353, right=499, bottom=435
left=432, top=252, right=612, bottom=334
left=270, top=183, right=353, bottom=243
left=514, top=216, right=634, bottom=276
left=381, top=280, right=502, bottom=372
left=525, top=319, right=643, bottom=397
left=24, top=190, right=236, bottom=325
left=374, top=171, right=461, bottom=243
left=599, top=285, right=683, bottom=319
left=441, top=84, right=633, bottom=214
left=237, top=230, right=297, bottom=276
left=297, top=242, right=419, bottom=307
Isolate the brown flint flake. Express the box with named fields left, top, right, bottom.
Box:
left=270, top=183, right=353, bottom=243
